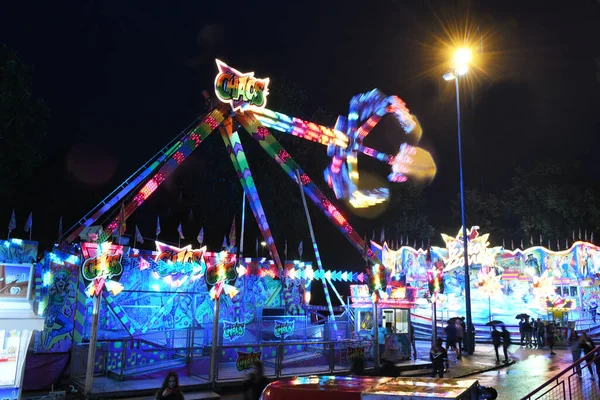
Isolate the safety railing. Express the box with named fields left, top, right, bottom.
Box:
left=213, top=338, right=369, bottom=382
left=521, top=345, right=600, bottom=400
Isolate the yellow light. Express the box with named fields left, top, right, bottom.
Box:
left=453, top=48, right=472, bottom=68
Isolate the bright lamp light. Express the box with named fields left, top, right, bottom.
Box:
left=453, top=48, right=472, bottom=68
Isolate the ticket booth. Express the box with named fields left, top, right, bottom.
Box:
left=350, top=285, right=417, bottom=361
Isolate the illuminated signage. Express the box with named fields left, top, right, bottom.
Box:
left=214, top=59, right=270, bottom=111
left=347, top=346, right=365, bottom=362
left=236, top=350, right=261, bottom=371
left=442, top=227, right=494, bottom=272
left=223, top=321, right=246, bottom=342
left=80, top=242, right=124, bottom=297
left=274, top=320, right=295, bottom=339
left=153, top=241, right=206, bottom=283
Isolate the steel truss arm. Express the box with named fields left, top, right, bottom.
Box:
left=102, top=106, right=229, bottom=237
left=235, top=112, right=380, bottom=266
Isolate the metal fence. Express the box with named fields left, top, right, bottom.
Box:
left=521, top=345, right=600, bottom=400
left=213, top=338, right=370, bottom=382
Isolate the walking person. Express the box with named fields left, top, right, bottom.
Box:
left=580, top=332, right=596, bottom=378
left=491, top=326, right=502, bottom=365
left=455, top=319, right=464, bottom=360
left=519, top=318, right=525, bottom=346
left=156, top=372, right=184, bottom=400
left=501, top=325, right=512, bottom=364
left=524, top=317, right=533, bottom=348
left=409, top=321, right=417, bottom=360
left=445, top=320, right=459, bottom=361
left=546, top=322, right=556, bottom=355
left=569, top=330, right=583, bottom=378
left=459, top=317, right=467, bottom=351
left=536, top=318, right=545, bottom=348
left=430, top=338, right=448, bottom=378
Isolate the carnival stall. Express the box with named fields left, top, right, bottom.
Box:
left=0, top=239, right=44, bottom=400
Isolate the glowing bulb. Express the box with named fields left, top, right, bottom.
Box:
left=453, top=48, right=472, bottom=68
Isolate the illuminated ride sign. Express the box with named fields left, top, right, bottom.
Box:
left=214, top=59, right=270, bottom=112
left=236, top=350, right=261, bottom=371
left=153, top=242, right=206, bottom=286
left=81, top=242, right=124, bottom=297
left=441, top=226, right=495, bottom=272
left=274, top=320, right=295, bottom=339
left=205, top=251, right=238, bottom=300
left=223, top=321, right=246, bottom=342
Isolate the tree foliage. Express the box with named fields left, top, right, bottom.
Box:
left=0, top=45, right=49, bottom=205
left=452, top=162, right=600, bottom=244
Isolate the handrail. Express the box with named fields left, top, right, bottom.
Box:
left=521, top=344, right=600, bottom=400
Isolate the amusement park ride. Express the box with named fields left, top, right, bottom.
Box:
left=0, top=60, right=436, bottom=398
left=3, top=59, right=599, bottom=399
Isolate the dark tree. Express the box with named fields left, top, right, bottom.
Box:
left=503, top=162, right=600, bottom=241
left=0, top=45, right=49, bottom=207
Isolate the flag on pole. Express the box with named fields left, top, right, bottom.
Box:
left=177, top=191, right=183, bottom=203
left=380, top=228, right=385, bottom=243
left=197, top=227, right=204, bottom=245
left=156, top=216, right=161, bottom=238
left=298, top=241, right=303, bottom=258
left=58, top=216, right=63, bottom=241
left=413, top=239, right=417, bottom=248
left=8, top=209, right=16, bottom=234
left=371, top=231, right=375, bottom=240
left=188, top=209, right=194, bottom=223
left=585, top=230, right=588, bottom=241
left=591, top=232, right=595, bottom=244
left=118, top=204, right=127, bottom=236
left=400, top=236, right=404, bottom=246
left=539, top=234, right=543, bottom=245
left=530, top=236, right=533, bottom=246
left=502, top=238, right=505, bottom=249
left=572, top=230, right=575, bottom=241
left=511, top=240, right=514, bottom=250
left=566, top=238, right=569, bottom=249
left=284, top=239, right=288, bottom=260
left=24, top=212, right=32, bottom=233
left=548, top=239, right=551, bottom=250
left=556, top=239, right=560, bottom=250
left=228, top=216, right=236, bottom=248
left=579, top=229, right=582, bottom=240
left=421, top=240, right=424, bottom=250
left=520, top=239, right=524, bottom=249
left=135, top=225, right=144, bottom=244
left=222, top=235, right=228, bottom=249
left=177, top=223, right=184, bottom=239
left=255, top=237, right=259, bottom=257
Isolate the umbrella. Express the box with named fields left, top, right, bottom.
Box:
left=515, top=313, right=530, bottom=319
left=485, top=320, right=504, bottom=326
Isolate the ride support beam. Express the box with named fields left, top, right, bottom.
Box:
left=236, top=112, right=380, bottom=266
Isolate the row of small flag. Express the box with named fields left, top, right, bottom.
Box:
left=502, top=233, right=595, bottom=251
left=7, top=209, right=33, bottom=238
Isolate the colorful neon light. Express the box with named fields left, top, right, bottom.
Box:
left=214, top=59, right=269, bottom=111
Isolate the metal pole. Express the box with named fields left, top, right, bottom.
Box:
left=84, top=294, right=102, bottom=394
left=455, top=76, right=474, bottom=355
left=432, top=297, right=438, bottom=345
left=209, top=297, right=220, bottom=382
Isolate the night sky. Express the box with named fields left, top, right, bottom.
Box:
left=2, top=1, right=600, bottom=293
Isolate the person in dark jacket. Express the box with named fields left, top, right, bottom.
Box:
left=491, top=326, right=502, bottom=364
left=580, top=332, right=596, bottom=377
left=156, top=372, right=184, bottom=400
left=430, top=338, right=448, bottom=378
left=501, top=325, right=512, bottom=364
left=243, top=361, right=269, bottom=400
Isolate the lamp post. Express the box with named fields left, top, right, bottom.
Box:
left=444, top=48, right=474, bottom=355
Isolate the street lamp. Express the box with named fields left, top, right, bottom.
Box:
left=260, top=241, right=267, bottom=256
left=444, top=47, right=474, bottom=355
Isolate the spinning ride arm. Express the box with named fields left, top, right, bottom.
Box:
left=235, top=111, right=380, bottom=266
left=218, top=119, right=284, bottom=272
